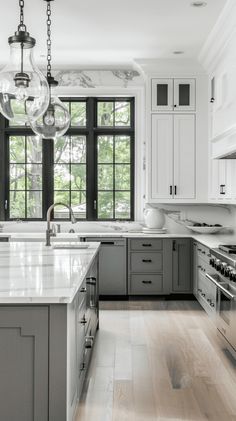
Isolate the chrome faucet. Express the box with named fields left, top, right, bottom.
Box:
left=45, top=203, right=77, bottom=246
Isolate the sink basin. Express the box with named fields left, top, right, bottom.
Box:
left=52, top=244, right=89, bottom=250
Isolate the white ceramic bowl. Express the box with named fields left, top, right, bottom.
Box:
left=186, top=225, right=226, bottom=234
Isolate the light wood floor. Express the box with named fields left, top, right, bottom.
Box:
left=76, top=300, right=236, bottom=421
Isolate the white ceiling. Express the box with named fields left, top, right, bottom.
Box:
left=0, top=0, right=228, bottom=68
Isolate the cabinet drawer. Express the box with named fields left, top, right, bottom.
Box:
left=130, top=252, right=162, bottom=272
left=197, top=271, right=217, bottom=316
left=196, top=243, right=211, bottom=263
left=130, top=274, right=163, bottom=295
left=130, top=239, right=163, bottom=251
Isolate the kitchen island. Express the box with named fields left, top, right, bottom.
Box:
left=0, top=241, right=100, bottom=421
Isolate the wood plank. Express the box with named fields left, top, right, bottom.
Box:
left=76, top=300, right=236, bottom=421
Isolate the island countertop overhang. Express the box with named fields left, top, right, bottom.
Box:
left=0, top=242, right=100, bottom=304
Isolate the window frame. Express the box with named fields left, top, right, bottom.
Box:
left=0, top=97, right=135, bottom=221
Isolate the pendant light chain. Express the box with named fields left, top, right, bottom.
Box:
left=19, top=0, right=26, bottom=31
left=46, top=1, right=52, bottom=79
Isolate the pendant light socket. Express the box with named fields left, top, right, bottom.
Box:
left=47, top=75, right=58, bottom=87
left=8, top=30, right=36, bottom=48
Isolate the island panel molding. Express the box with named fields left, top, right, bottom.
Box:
left=0, top=306, right=49, bottom=421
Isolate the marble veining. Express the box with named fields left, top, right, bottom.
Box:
left=0, top=242, right=100, bottom=304
left=55, top=69, right=142, bottom=88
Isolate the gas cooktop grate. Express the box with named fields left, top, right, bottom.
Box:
left=219, top=245, right=236, bottom=254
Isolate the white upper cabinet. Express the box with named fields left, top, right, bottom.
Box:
left=151, top=79, right=173, bottom=111
left=209, top=159, right=236, bottom=201
left=173, top=79, right=196, bottom=111
left=151, top=78, right=196, bottom=112
left=173, top=115, right=195, bottom=199
left=151, top=114, right=173, bottom=199
left=150, top=114, right=195, bottom=201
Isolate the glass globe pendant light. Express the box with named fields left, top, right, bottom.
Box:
left=0, top=0, right=49, bottom=125
left=30, top=0, right=70, bottom=139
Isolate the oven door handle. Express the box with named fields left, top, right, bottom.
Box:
left=205, top=273, right=236, bottom=299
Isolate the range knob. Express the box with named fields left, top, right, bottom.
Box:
left=225, top=266, right=233, bottom=278
left=209, top=258, right=215, bottom=267
left=215, top=259, right=222, bottom=271
left=230, top=272, right=236, bottom=283
left=220, top=262, right=227, bottom=275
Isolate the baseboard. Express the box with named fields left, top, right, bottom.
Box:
left=99, top=294, right=196, bottom=301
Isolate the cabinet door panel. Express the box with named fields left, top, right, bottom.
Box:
left=172, top=239, right=191, bottom=292
left=193, top=242, right=198, bottom=297
left=99, top=245, right=126, bottom=295
left=173, top=114, right=195, bottom=199
left=151, top=78, right=173, bottom=111
left=151, top=114, right=173, bottom=199
left=209, top=159, right=220, bottom=199
left=209, top=160, right=234, bottom=200
left=0, top=307, right=48, bottom=421
left=174, top=79, right=196, bottom=111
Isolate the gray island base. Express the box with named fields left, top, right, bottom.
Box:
left=0, top=242, right=100, bottom=421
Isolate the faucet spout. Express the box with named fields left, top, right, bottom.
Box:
left=45, top=202, right=77, bottom=246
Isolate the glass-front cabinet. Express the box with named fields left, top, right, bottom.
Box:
left=151, top=78, right=196, bottom=112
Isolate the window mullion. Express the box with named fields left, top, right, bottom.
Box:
left=87, top=98, right=97, bottom=220
left=0, top=116, right=6, bottom=220
left=43, top=139, right=54, bottom=219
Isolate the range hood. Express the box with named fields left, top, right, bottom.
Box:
left=211, top=125, right=236, bottom=159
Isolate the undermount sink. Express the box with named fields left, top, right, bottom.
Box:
left=52, top=244, right=89, bottom=250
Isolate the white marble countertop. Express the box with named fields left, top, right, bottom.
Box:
left=2, top=230, right=236, bottom=251
left=2, top=230, right=236, bottom=249
left=0, top=242, right=100, bottom=304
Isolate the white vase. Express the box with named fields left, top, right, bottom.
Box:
left=144, top=208, right=165, bottom=229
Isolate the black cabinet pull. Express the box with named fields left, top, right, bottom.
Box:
left=142, top=259, right=152, bottom=263
left=80, top=362, right=86, bottom=371
left=172, top=240, right=176, bottom=251
left=174, top=185, right=177, bottom=195
left=86, top=280, right=96, bottom=286
left=86, top=276, right=96, bottom=285
left=142, top=280, right=152, bottom=284
left=101, top=241, right=115, bottom=245
left=220, top=184, right=226, bottom=195
left=170, top=185, right=173, bottom=195
left=142, top=244, right=152, bottom=247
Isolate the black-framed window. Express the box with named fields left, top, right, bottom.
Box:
left=0, top=97, right=135, bottom=221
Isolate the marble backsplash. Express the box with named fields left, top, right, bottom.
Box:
left=0, top=204, right=235, bottom=235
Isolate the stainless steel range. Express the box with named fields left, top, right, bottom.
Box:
left=207, top=245, right=236, bottom=357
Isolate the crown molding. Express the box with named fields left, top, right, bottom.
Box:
left=199, top=0, right=236, bottom=73
left=135, top=58, right=206, bottom=76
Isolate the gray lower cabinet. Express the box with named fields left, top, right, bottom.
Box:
left=128, top=238, right=173, bottom=295
left=0, top=255, right=99, bottom=421
left=83, top=238, right=127, bottom=295
left=0, top=306, right=49, bottom=421
left=172, top=239, right=191, bottom=292
left=193, top=241, right=198, bottom=296
left=193, top=241, right=217, bottom=319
